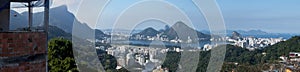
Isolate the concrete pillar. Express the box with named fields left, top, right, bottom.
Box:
left=0, top=1, right=10, bottom=31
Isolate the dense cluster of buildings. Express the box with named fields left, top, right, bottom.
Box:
left=132, top=34, right=197, bottom=44
left=203, top=35, right=285, bottom=51
left=100, top=32, right=196, bottom=44
left=132, top=34, right=170, bottom=42
left=227, top=37, right=285, bottom=50
left=100, top=45, right=185, bottom=71
left=104, top=30, right=287, bottom=52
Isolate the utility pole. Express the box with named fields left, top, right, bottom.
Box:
left=44, top=0, right=49, bottom=71
left=28, top=1, right=32, bottom=31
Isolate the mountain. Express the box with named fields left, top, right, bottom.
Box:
left=48, top=25, right=72, bottom=40
left=132, top=27, right=160, bottom=37
left=13, top=5, right=77, bottom=33
left=202, top=30, right=268, bottom=36
left=9, top=10, right=27, bottom=29
left=47, top=5, right=75, bottom=33
left=26, top=25, right=72, bottom=40
left=132, top=21, right=211, bottom=41
left=95, top=29, right=110, bottom=40
left=229, top=30, right=294, bottom=39
left=9, top=5, right=108, bottom=40
left=225, top=30, right=268, bottom=37
left=162, top=21, right=210, bottom=40
left=231, top=31, right=242, bottom=40
left=247, top=30, right=268, bottom=34
left=201, top=30, right=295, bottom=39
left=263, top=36, right=300, bottom=61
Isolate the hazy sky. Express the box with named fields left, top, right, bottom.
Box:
left=14, top=0, right=300, bottom=34
left=217, top=0, right=300, bottom=34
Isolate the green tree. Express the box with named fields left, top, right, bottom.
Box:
left=48, top=38, right=78, bottom=72
left=162, top=51, right=181, bottom=72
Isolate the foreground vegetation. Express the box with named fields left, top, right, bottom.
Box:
left=162, top=36, right=300, bottom=72
left=48, top=38, right=78, bottom=72
left=48, top=38, right=128, bottom=72
left=47, top=36, right=300, bottom=72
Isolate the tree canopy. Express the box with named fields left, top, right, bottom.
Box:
left=48, top=38, right=78, bottom=72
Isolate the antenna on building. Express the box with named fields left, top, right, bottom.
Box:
left=11, top=0, right=52, bottom=31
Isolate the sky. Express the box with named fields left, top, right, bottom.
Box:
left=217, top=0, right=300, bottom=34
left=12, top=0, right=300, bottom=34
